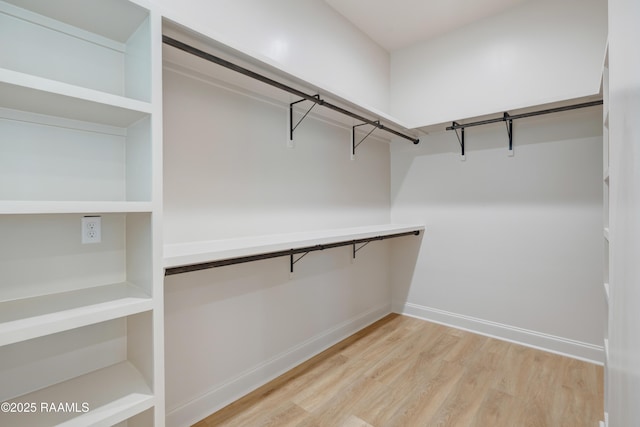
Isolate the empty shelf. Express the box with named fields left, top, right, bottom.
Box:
left=0, top=361, right=154, bottom=427
left=0, top=68, right=151, bottom=127
left=0, top=282, right=153, bottom=346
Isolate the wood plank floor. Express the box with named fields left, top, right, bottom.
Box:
left=194, top=314, right=603, bottom=427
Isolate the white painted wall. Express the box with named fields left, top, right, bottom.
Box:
left=162, top=66, right=391, bottom=242
left=162, top=65, right=394, bottom=426
left=607, top=0, right=640, bottom=424
left=156, top=0, right=390, bottom=113
left=390, top=0, right=608, bottom=127
left=390, top=107, right=605, bottom=362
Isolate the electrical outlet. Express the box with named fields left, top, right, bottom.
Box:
left=82, top=216, right=101, bottom=244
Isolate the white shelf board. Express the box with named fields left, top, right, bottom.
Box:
left=604, top=227, right=610, bottom=241
left=0, top=361, right=154, bottom=427
left=0, top=68, right=151, bottom=127
left=0, top=282, right=153, bottom=346
left=604, top=282, right=610, bottom=305
left=0, top=201, right=153, bottom=215
left=164, top=224, right=425, bottom=269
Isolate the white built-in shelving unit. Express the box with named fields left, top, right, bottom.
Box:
left=601, top=43, right=610, bottom=427
left=0, top=0, right=163, bottom=425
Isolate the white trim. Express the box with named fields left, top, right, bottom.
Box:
left=395, top=302, right=604, bottom=365
left=165, top=303, right=391, bottom=427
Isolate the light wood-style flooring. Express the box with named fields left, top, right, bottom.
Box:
left=194, top=314, right=603, bottom=427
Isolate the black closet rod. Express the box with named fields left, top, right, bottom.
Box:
left=446, top=100, right=603, bottom=131
left=163, top=36, right=419, bottom=144
left=164, top=230, right=420, bottom=276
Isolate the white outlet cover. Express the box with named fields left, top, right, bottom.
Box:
left=82, top=216, right=101, bottom=244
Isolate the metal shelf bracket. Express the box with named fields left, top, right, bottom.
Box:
left=352, top=241, right=372, bottom=259
left=289, top=95, right=322, bottom=146
left=504, top=112, right=514, bottom=156
left=351, top=121, right=380, bottom=159
left=452, top=122, right=465, bottom=161
left=290, top=251, right=310, bottom=273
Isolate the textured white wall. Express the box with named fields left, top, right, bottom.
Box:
left=390, top=0, right=608, bottom=127
left=162, top=66, right=393, bottom=426
left=156, top=0, right=390, bottom=112
left=390, top=107, right=605, bottom=361
left=607, top=0, right=640, bottom=424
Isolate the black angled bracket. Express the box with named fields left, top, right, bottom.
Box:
left=290, top=251, right=310, bottom=273
left=352, top=241, right=371, bottom=259
left=452, top=122, right=465, bottom=160
left=352, top=121, right=380, bottom=157
left=289, top=95, right=322, bottom=142
left=504, top=112, right=514, bottom=156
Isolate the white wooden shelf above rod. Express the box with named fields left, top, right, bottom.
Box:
left=447, top=100, right=603, bottom=159
left=162, top=35, right=420, bottom=147
left=164, top=224, right=424, bottom=275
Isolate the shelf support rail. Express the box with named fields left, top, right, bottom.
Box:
left=446, top=100, right=603, bottom=157
left=165, top=230, right=421, bottom=276
left=162, top=36, right=419, bottom=146
left=352, top=122, right=379, bottom=158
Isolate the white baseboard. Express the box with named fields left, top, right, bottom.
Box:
left=395, top=302, right=604, bottom=365
left=165, top=303, right=392, bottom=427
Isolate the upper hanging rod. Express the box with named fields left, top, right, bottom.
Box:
left=446, top=100, right=603, bottom=131
left=163, top=36, right=419, bottom=145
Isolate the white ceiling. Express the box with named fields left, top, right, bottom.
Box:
left=324, top=0, right=530, bottom=51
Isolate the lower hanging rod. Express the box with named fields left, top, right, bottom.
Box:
left=446, top=100, right=603, bottom=131
left=164, top=230, right=420, bottom=276
left=163, top=35, right=419, bottom=144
